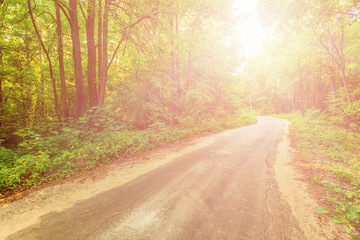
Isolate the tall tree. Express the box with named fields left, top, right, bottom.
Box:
left=69, top=0, right=87, bottom=118
left=27, top=0, right=61, bottom=121
left=86, top=0, right=98, bottom=107
left=55, top=2, right=69, bottom=117
left=97, top=0, right=109, bottom=107
left=97, top=0, right=102, bottom=101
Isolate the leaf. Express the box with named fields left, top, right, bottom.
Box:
left=351, top=205, right=360, bottom=213
left=346, top=192, right=354, bottom=199
left=331, top=216, right=343, bottom=223
left=346, top=212, right=358, bottom=221
left=62, top=127, right=72, bottom=133
left=352, top=236, right=360, bottom=240
left=316, top=207, right=329, bottom=214
left=321, top=180, right=329, bottom=184
left=344, top=225, right=352, bottom=233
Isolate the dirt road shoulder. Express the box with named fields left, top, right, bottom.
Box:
left=274, top=121, right=348, bottom=240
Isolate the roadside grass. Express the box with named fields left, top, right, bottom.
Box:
left=0, top=109, right=256, bottom=200
left=279, top=110, right=360, bottom=238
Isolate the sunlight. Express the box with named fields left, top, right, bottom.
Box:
left=232, top=0, right=264, bottom=56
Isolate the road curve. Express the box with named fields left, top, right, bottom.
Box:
left=7, top=116, right=306, bottom=240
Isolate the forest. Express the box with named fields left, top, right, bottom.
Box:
left=1, top=0, right=360, bottom=236
left=0, top=0, right=255, bottom=193
left=246, top=0, right=360, bottom=128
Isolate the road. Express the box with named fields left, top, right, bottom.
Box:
left=7, top=117, right=307, bottom=240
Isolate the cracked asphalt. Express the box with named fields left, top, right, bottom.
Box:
left=7, top=116, right=306, bottom=240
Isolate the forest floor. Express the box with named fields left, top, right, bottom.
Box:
left=0, top=117, right=348, bottom=239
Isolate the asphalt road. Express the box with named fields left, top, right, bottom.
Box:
left=7, top=116, right=306, bottom=240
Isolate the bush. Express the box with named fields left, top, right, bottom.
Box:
left=326, top=88, right=360, bottom=131
left=0, top=153, right=51, bottom=189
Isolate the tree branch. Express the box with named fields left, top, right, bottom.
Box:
left=27, top=0, right=60, bottom=120
left=107, top=35, right=127, bottom=71
left=78, top=0, right=87, bottom=21
left=307, top=17, right=342, bottom=68
left=311, top=7, right=359, bottom=18
left=53, top=0, right=70, bottom=23
left=327, top=28, right=342, bottom=61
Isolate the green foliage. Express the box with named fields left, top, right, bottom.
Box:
left=327, top=88, right=360, bottom=131
left=0, top=153, right=51, bottom=189
left=0, top=0, right=254, bottom=203
left=0, top=107, right=256, bottom=191
left=284, top=110, right=360, bottom=237
left=0, top=147, right=17, bottom=169
left=316, top=207, right=329, bottom=214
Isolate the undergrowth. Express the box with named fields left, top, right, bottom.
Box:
left=0, top=108, right=256, bottom=198
left=281, top=109, right=360, bottom=239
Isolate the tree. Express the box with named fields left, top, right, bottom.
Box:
left=97, top=0, right=109, bottom=107
left=68, top=0, right=87, bottom=118
left=55, top=2, right=69, bottom=117
left=251, top=0, right=360, bottom=127
left=85, top=0, right=98, bottom=107
left=27, top=0, right=61, bottom=121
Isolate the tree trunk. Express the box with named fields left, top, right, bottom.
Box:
left=86, top=0, right=98, bottom=107
left=327, top=27, right=350, bottom=102
left=35, top=55, right=45, bottom=116
left=69, top=0, right=87, bottom=118
left=339, top=25, right=351, bottom=102
left=97, top=0, right=109, bottom=106
left=169, top=15, right=179, bottom=117
left=0, top=7, right=3, bottom=107
left=299, top=60, right=305, bottom=116
left=0, top=48, right=3, bottom=106
left=56, top=2, right=69, bottom=118
left=309, top=21, right=351, bottom=102
left=97, top=0, right=102, bottom=100
left=27, top=0, right=61, bottom=121
left=175, top=15, right=181, bottom=109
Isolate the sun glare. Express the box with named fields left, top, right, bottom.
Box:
left=232, top=0, right=264, bottom=56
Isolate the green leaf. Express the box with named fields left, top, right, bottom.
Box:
left=344, top=225, right=352, bottom=233
left=351, top=205, right=360, bottom=213
left=62, top=127, right=72, bottom=133
left=346, top=192, right=354, bottom=199
left=346, top=212, right=358, bottom=221
left=321, top=180, right=329, bottom=184
left=352, top=236, right=360, bottom=240
left=316, top=207, right=329, bottom=214
left=331, top=216, right=343, bottom=223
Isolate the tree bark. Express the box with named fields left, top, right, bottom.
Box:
left=27, top=0, right=61, bottom=121
left=86, top=0, right=98, bottom=107
left=0, top=9, right=3, bottom=107
left=97, top=0, right=109, bottom=107
left=0, top=48, right=3, bottom=106
left=175, top=14, right=180, bottom=107
left=56, top=2, right=69, bottom=118
left=169, top=15, right=179, bottom=117
left=97, top=0, right=102, bottom=101
left=69, top=0, right=87, bottom=118
left=35, top=55, right=45, bottom=116
left=298, top=60, right=305, bottom=116
left=309, top=19, right=351, bottom=102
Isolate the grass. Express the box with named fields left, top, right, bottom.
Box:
left=279, top=109, right=360, bottom=238
left=0, top=109, right=256, bottom=199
